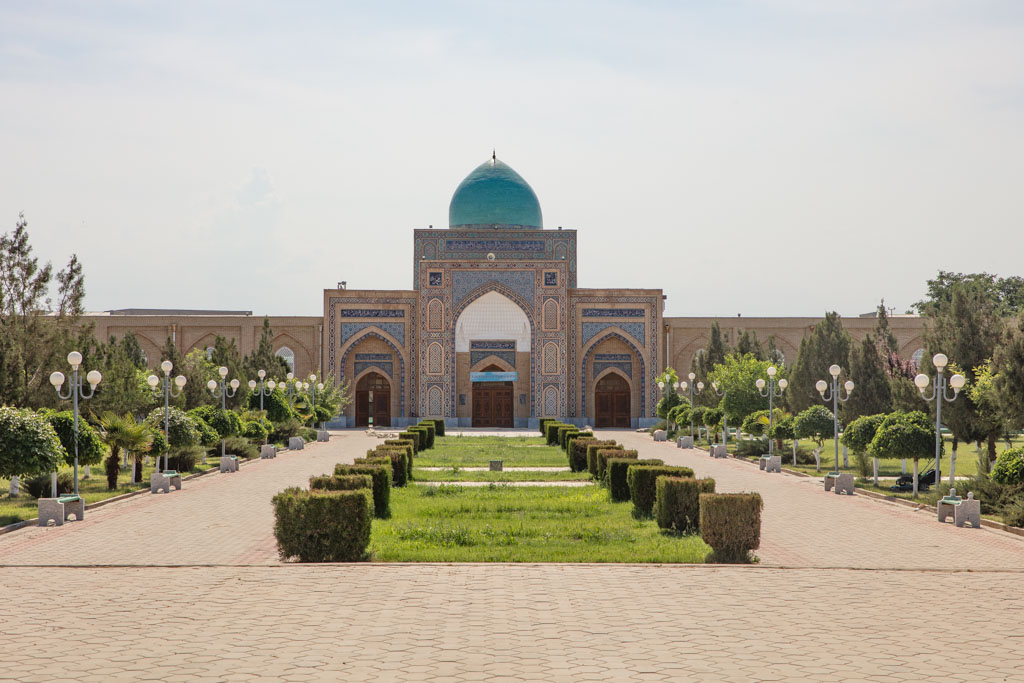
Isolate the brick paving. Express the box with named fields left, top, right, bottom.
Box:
left=1, top=429, right=1023, bottom=681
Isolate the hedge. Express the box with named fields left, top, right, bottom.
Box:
left=309, top=474, right=373, bottom=491
left=371, top=447, right=409, bottom=486
left=334, top=463, right=392, bottom=518
left=626, top=465, right=695, bottom=518
left=598, top=448, right=637, bottom=482
left=607, top=457, right=663, bottom=502
left=569, top=437, right=601, bottom=472
left=409, top=425, right=433, bottom=450
left=655, top=476, right=716, bottom=533
left=384, top=440, right=415, bottom=480
left=539, top=417, right=556, bottom=436
left=545, top=422, right=569, bottom=446
left=557, top=425, right=578, bottom=449
left=421, top=419, right=445, bottom=437
left=398, top=431, right=420, bottom=453
left=272, top=487, right=373, bottom=562
left=416, top=422, right=436, bottom=449
left=588, top=443, right=622, bottom=478
left=699, top=492, right=764, bottom=563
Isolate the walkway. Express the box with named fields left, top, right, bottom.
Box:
left=1, top=429, right=1023, bottom=682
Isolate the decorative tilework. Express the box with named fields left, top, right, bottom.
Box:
left=427, top=342, right=443, bottom=375
left=341, top=322, right=405, bottom=346
left=452, top=271, right=534, bottom=307
left=544, top=271, right=558, bottom=287
left=470, top=340, right=516, bottom=350
left=355, top=353, right=392, bottom=361
left=427, top=298, right=444, bottom=331
left=581, top=322, right=645, bottom=346
left=543, top=386, right=559, bottom=417
left=335, top=329, right=407, bottom=417
left=542, top=299, right=559, bottom=331
left=427, top=385, right=443, bottom=416
left=582, top=309, right=644, bottom=318
left=340, top=309, right=405, bottom=318
left=445, top=239, right=546, bottom=253
left=428, top=272, right=443, bottom=286
left=355, top=361, right=393, bottom=378
left=593, top=361, right=631, bottom=379
left=595, top=353, right=632, bottom=362
left=542, top=342, right=559, bottom=374
left=470, top=350, right=515, bottom=368
left=580, top=332, right=645, bottom=417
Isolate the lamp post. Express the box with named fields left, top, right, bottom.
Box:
left=678, top=372, right=703, bottom=438
left=815, top=364, right=854, bottom=475
left=914, top=353, right=964, bottom=488
left=147, top=360, right=187, bottom=471
left=283, top=372, right=298, bottom=409
left=247, top=369, right=276, bottom=444
left=207, top=366, right=240, bottom=461
left=755, top=366, right=787, bottom=457
left=307, top=374, right=325, bottom=429
left=49, top=351, right=102, bottom=496
left=656, top=378, right=677, bottom=430
left=710, top=381, right=727, bottom=449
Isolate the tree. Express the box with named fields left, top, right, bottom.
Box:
left=210, top=335, right=246, bottom=409
left=869, top=411, right=935, bottom=496
left=914, top=271, right=1024, bottom=318
left=706, top=322, right=729, bottom=369
left=993, top=318, right=1024, bottom=431
left=243, top=317, right=291, bottom=380
left=734, top=330, right=763, bottom=360
left=968, top=360, right=1006, bottom=464
left=655, top=368, right=682, bottom=419
left=873, top=299, right=900, bottom=354
left=845, top=335, right=892, bottom=419
left=180, top=348, right=218, bottom=410
left=90, top=335, right=156, bottom=416
left=788, top=312, right=851, bottom=414
left=707, top=354, right=784, bottom=425
left=39, top=410, right=107, bottom=469
left=0, top=406, right=65, bottom=481
left=794, top=405, right=835, bottom=463
left=97, top=412, right=153, bottom=489
left=703, top=407, right=723, bottom=443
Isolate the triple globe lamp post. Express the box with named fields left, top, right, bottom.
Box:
left=48, top=351, right=102, bottom=496
left=207, top=366, right=240, bottom=461
left=914, top=353, right=964, bottom=485
left=755, top=367, right=787, bottom=457
left=815, top=364, right=854, bottom=474
left=247, top=370, right=277, bottom=443
left=679, top=372, right=704, bottom=439
left=147, top=361, right=187, bottom=471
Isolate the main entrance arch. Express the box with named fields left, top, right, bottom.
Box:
left=472, top=364, right=514, bottom=428
left=594, top=372, right=631, bottom=428
left=355, top=372, right=391, bottom=427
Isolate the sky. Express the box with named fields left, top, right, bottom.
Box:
left=1, top=0, right=1022, bottom=318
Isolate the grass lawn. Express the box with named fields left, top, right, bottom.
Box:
left=414, top=435, right=567, bottom=467
left=412, top=468, right=589, bottom=482
left=0, top=455, right=226, bottom=526
left=370, top=484, right=710, bottom=562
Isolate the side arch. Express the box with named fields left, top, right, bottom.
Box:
left=338, top=330, right=406, bottom=417
left=581, top=332, right=646, bottom=418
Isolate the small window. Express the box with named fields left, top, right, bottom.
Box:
left=276, top=346, right=295, bottom=372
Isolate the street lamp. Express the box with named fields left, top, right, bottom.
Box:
left=678, top=372, right=703, bottom=438
left=816, top=364, right=854, bottom=475
left=710, top=381, right=727, bottom=450
left=755, top=366, right=787, bottom=457
left=306, top=374, right=325, bottom=429
left=207, top=366, right=240, bottom=462
left=283, top=372, right=298, bottom=409
left=915, top=353, right=964, bottom=489
left=147, top=360, right=187, bottom=471
left=247, top=369, right=276, bottom=444
left=49, top=351, right=102, bottom=496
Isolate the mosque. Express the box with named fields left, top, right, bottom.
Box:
left=88, top=155, right=928, bottom=429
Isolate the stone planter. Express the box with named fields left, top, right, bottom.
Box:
left=260, top=444, right=277, bottom=459
left=288, top=436, right=305, bottom=450
left=316, top=430, right=330, bottom=442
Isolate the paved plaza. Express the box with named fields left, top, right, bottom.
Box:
left=2, top=430, right=1023, bottom=681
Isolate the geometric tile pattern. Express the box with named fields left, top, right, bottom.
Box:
left=581, top=321, right=645, bottom=346
left=341, top=321, right=406, bottom=346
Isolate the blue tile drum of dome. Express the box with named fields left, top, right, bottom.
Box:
left=448, top=155, right=543, bottom=229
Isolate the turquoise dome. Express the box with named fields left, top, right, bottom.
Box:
left=449, top=156, right=543, bottom=229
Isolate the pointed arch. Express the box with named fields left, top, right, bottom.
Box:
left=581, top=332, right=646, bottom=417
left=339, top=330, right=406, bottom=416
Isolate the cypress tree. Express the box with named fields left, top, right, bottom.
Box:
left=845, top=334, right=892, bottom=419
left=788, top=312, right=852, bottom=414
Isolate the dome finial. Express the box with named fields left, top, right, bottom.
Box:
left=491, top=149, right=496, bottom=164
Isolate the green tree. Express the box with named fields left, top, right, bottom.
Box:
left=734, top=330, right=764, bottom=360
left=97, top=412, right=153, bottom=489
left=706, top=322, right=729, bottom=369
left=243, top=317, right=291, bottom=380
left=707, top=354, right=785, bottom=425
left=788, top=312, right=851, bottom=414
left=180, top=348, right=218, bottom=410
left=655, top=368, right=682, bottom=419
left=210, top=335, right=246, bottom=409
left=39, top=410, right=107, bottom=469
left=869, top=411, right=936, bottom=496
left=914, top=271, right=1024, bottom=318
left=845, top=335, right=892, bottom=419
left=90, top=335, right=156, bottom=416
left=968, top=360, right=1006, bottom=464
left=873, top=299, right=900, bottom=354
left=992, top=319, right=1024, bottom=431
left=794, top=405, right=834, bottom=453
left=0, top=406, right=65, bottom=482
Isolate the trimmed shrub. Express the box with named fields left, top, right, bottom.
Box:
left=191, top=417, right=220, bottom=448
left=242, top=420, right=269, bottom=443
left=422, top=419, right=445, bottom=437
left=409, top=426, right=431, bottom=450
left=655, top=476, right=716, bottom=533
left=167, top=445, right=204, bottom=472
left=627, top=465, right=695, bottom=518
left=398, top=431, right=420, bottom=453
left=145, top=407, right=200, bottom=448
left=607, top=457, right=663, bottom=502
left=557, top=425, right=578, bottom=449
left=588, top=443, right=622, bottom=478
left=545, top=421, right=569, bottom=446
left=539, top=417, right=556, bottom=436
left=598, top=448, right=637, bottom=482
left=0, top=407, right=65, bottom=480
left=699, top=492, right=763, bottom=563
left=416, top=422, right=436, bottom=449
left=384, top=440, right=415, bottom=480
left=371, top=448, right=408, bottom=486
left=310, top=473, right=373, bottom=491
left=334, top=463, right=391, bottom=518
left=272, top=487, right=373, bottom=562
left=568, top=437, right=599, bottom=472
left=188, top=405, right=241, bottom=439
left=992, top=447, right=1024, bottom=486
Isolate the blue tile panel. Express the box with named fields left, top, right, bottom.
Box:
left=355, top=361, right=393, bottom=378
left=339, top=309, right=405, bottom=318
left=428, top=272, right=443, bottom=286
left=595, top=353, right=632, bottom=362
left=581, top=321, right=645, bottom=346
left=594, top=361, right=632, bottom=379
left=544, top=271, right=558, bottom=287
left=581, top=309, right=644, bottom=318
left=471, top=350, right=516, bottom=368
left=470, top=340, right=516, bottom=350
left=452, top=271, right=534, bottom=307
left=445, top=239, right=546, bottom=254
left=341, top=322, right=405, bottom=345
left=355, top=353, right=392, bottom=361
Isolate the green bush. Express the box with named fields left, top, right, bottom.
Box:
left=735, top=436, right=769, bottom=457
left=869, top=411, right=935, bottom=462
left=191, top=416, right=220, bottom=448
left=607, top=458, right=663, bottom=502
left=699, top=492, right=763, bottom=563
left=384, top=441, right=415, bottom=480
left=627, top=465, right=695, bottom=518
left=539, top=417, right=556, bottom=436
left=371, top=447, right=408, bottom=487
left=690, top=406, right=708, bottom=432
left=794, top=405, right=835, bottom=446
left=242, top=420, right=269, bottom=442
left=38, top=410, right=106, bottom=467
left=598, top=448, right=637, bottom=482
left=334, top=463, right=392, bottom=518
left=249, top=388, right=294, bottom=423
left=167, top=445, right=205, bottom=472
left=416, top=422, right=436, bottom=449
left=568, top=437, right=600, bottom=472
left=398, top=431, right=420, bottom=453
left=309, top=473, right=373, bottom=492
left=421, top=419, right=445, bottom=437
left=146, top=407, right=200, bottom=448
left=841, top=414, right=885, bottom=454
left=655, top=476, right=716, bottom=533
left=587, top=443, right=622, bottom=478
left=224, top=436, right=259, bottom=459
left=409, top=426, right=431, bottom=450
left=667, top=403, right=690, bottom=430
left=188, top=405, right=241, bottom=439
left=0, top=407, right=65, bottom=479
left=768, top=415, right=795, bottom=442
left=24, top=471, right=75, bottom=498
left=557, top=425, right=578, bottom=449
left=545, top=422, right=569, bottom=446
left=741, top=410, right=770, bottom=437
left=992, top=447, right=1024, bottom=486
left=269, top=417, right=303, bottom=444
left=272, top=487, right=373, bottom=562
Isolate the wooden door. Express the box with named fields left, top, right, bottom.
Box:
left=595, top=373, right=631, bottom=428
left=472, top=383, right=514, bottom=428
left=355, top=373, right=391, bottom=427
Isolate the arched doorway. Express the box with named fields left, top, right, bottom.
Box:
left=355, top=372, right=391, bottom=427
left=595, top=373, right=631, bottom=428
left=472, top=364, right=514, bottom=428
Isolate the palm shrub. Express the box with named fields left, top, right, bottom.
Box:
left=310, top=473, right=373, bottom=491
left=97, top=412, right=153, bottom=489
left=699, top=492, right=763, bottom=563
left=626, top=465, right=695, bottom=518
left=588, top=443, right=622, bottom=478
left=655, top=476, right=716, bottom=533
left=334, top=463, right=391, bottom=518
left=568, top=437, right=600, bottom=472
left=598, top=448, right=637, bottom=482
left=741, top=410, right=770, bottom=437
left=607, top=458, right=663, bottom=502
left=272, top=487, right=373, bottom=562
